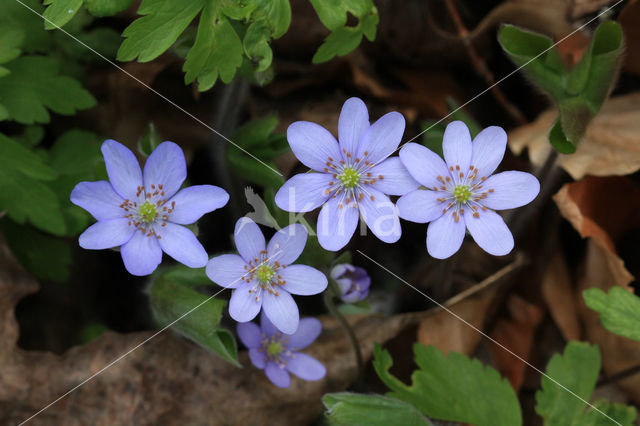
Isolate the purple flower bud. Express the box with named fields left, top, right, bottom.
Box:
left=331, top=263, right=371, bottom=303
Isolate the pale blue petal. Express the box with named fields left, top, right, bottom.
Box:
left=356, top=111, right=405, bottom=164
left=267, top=224, right=307, bottom=266
left=367, top=157, right=419, bottom=196
left=120, top=229, right=163, bottom=276
left=397, top=189, right=445, bottom=223
left=287, top=121, right=342, bottom=172
left=229, top=281, right=262, bottom=323
left=101, top=139, right=143, bottom=200
left=237, top=321, right=262, bottom=348
left=443, top=121, right=472, bottom=172
left=358, top=186, right=401, bottom=244
left=262, top=290, right=299, bottom=335
left=275, top=173, right=332, bottom=213
left=260, top=310, right=279, bottom=337
left=480, top=171, right=540, bottom=211
left=70, top=181, right=124, bottom=220
left=286, top=353, right=326, bottom=381
left=265, top=362, right=291, bottom=388
left=317, top=195, right=359, bottom=251
left=465, top=209, right=514, bottom=256
left=249, top=348, right=266, bottom=369
left=168, top=185, right=229, bottom=225
left=471, top=126, right=507, bottom=178
left=280, top=265, right=328, bottom=296
left=399, top=143, right=450, bottom=189
left=234, top=217, right=266, bottom=264
left=206, top=254, right=248, bottom=289
left=143, top=141, right=186, bottom=199
left=155, top=222, right=207, bottom=268
left=338, top=97, right=369, bottom=155
left=78, top=218, right=134, bottom=250
left=288, top=317, right=322, bottom=350
left=426, top=211, right=466, bottom=259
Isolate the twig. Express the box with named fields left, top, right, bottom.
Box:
left=444, top=0, right=528, bottom=125
left=597, top=364, right=640, bottom=387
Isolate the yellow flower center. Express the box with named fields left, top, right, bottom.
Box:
left=256, top=263, right=275, bottom=283
left=138, top=201, right=158, bottom=223
left=267, top=341, right=283, bottom=357
left=453, top=185, right=472, bottom=203
left=338, top=166, right=360, bottom=189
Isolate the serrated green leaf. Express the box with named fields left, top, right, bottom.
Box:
left=261, top=0, right=291, bottom=39
left=310, top=0, right=348, bottom=30
left=221, top=0, right=259, bottom=20
left=0, top=0, right=50, bottom=53
left=0, top=25, right=25, bottom=64
left=581, top=400, right=637, bottom=426
left=312, top=25, right=363, bottom=64
left=160, top=264, right=212, bottom=288
left=0, top=56, right=96, bottom=124
left=323, top=393, right=433, bottom=426
left=117, top=0, right=205, bottom=62
left=243, top=19, right=273, bottom=72
left=42, top=0, right=84, bottom=30
left=361, top=11, right=378, bottom=41
left=84, top=0, right=133, bottom=16
left=0, top=133, right=56, bottom=180
left=373, top=343, right=522, bottom=426
left=549, top=118, right=576, bottom=154
left=183, top=5, right=243, bottom=91
left=150, top=277, right=240, bottom=366
left=583, top=287, right=640, bottom=341
left=14, top=125, right=45, bottom=148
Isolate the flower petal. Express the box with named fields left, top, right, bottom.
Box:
left=275, top=173, right=332, bottom=213
left=338, top=97, right=369, bottom=155
left=234, top=217, right=266, bottom=263
left=143, top=141, right=187, bottom=199
left=480, top=171, right=540, bottom=211
left=471, top=126, right=507, bottom=178
left=249, top=348, right=266, bottom=369
left=229, top=281, right=262, bottom=323
left=267, top=224, right=308, bottom=265
left=265, top=362, right=290, bottom=388
left=262, top=290, right=299, bottom=335
left=70, top=181, right=124, bottom=220
left=426, top=211, right=466, bottom=259
left=399, top=143, right=450, bottom=189
left=78, top=219, right=134, bottom=250
left=237, top=321, right=262, bottom=348
left=287, top=121, right=342, bottom=172
left=120, top=229, right=163, bottom=276
left=260, top=310, right=279, bottom=337
left=317, top=194, right=359, bottom=251
left=168, top=185, right=229, bottom=225
left=367, top=157, right=419, bottom=196
left=356, top=111, right=405, bottom=164
left=101, top=139, right=143, bottom=200
left=288, top=317, right=322, bottom=350
left=358, top=186, right=401, bottom=244
left=443, top=121, right=472, bottom=172
left=286, top=353, right=326, bottom=381
left=154, top=222, right=208, bottom=268
left=281, top=265, right=328, bottom=296
left=206, top=254, right=248, bottom=289
left=397, top=189, right=446, bottom=223
left=465, top=209, right=514, bottom=256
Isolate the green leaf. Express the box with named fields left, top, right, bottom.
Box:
left=0, top=56, right=96, bottom=124
left=373, top=343, right=522, bottom=426
left=227, top=153, right=283, bottom=188
left=117, top=0, right=205, bottom=62
left=582, top=21, right=623, bottom=111
left=84, top=0, right=133, bottom=16
left=137, top=122, right=162, bottom=157
left=2, top=220, right=72, bottom=282
left=42, top=0, right=84, bottom=30
left=581, top=400, right=637, bottom=426
left=0, top=0, right=50, bottom=53
left=183, top=4, right=243, bottom=91
left=77, top=322, right=108, bottom=343
left=231, top=114, right=279, bottom=149
left=150, top=277, right=240, bottom=366
left=160, top=264, right=211, bottom=288
left=310, top=0, right=348, bottom=30
left=323, top=393, right=433, bottom=426
left=556, top=96, right=592, bottom=146
left=0, top=24, right=25, bottom=65
left=548, top=119, right=576, bottom=154
left=361, top=11, right=378, bottom=41
left=14, top=125, right=45, bottom=148
left=312, top=25, right=363, bottom=64
left=243, top=19, right=273, bottom=72
left=0, top=132, right=56, bottom=180
left=261, top=0, right=291, bottom=39
left=583, top=287, right=640, bottom=341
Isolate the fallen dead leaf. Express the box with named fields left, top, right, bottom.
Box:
left=541, top=249, right=582, bottom=341
left=570, top=0, right=622, bottom=19
left=509, top=92, right=640, bottom=180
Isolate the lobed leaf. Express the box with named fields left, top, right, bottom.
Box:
left=583, top=287, right=640, bottom=342
left=323, top=393, right=433, bottom=426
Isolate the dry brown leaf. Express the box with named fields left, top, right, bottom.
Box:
left=541, top=250, right=581, bottom=341
left=569, top=0, right=622, bottom=19
left=488, top=295, right=544, bottom=391
left=509, top=92, right=640, bottom=180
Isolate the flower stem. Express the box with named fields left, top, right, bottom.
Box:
left=324, top=280, right=364, bottom=383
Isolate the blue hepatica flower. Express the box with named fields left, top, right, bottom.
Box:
left=71, top=140, right=229, bottom=276
left=237, top=312, right=326, bottom=388
left=397, top=121, right=540, bottom=259
left=275, top=97, right=419, bottom=251
left=331, top=263, right=371, bottom=303
left=206, top=218, right=327, bottom=334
